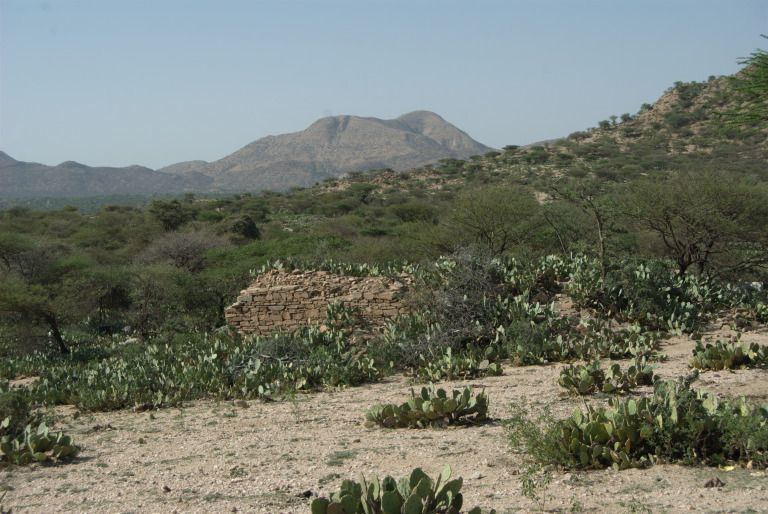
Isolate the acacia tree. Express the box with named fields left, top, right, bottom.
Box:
left=446, top=186, right=544, bottom=257
left=730, top=37, right=768, bottom=124
left=622, top=171, right=768, bottom=277
left=0, top=233, right=96, bottom=354
left=550, top=179, right=618, bottom=284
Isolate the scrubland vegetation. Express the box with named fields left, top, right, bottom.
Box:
left=1, top=50, right=768, bottom=512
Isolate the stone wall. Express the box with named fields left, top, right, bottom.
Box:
left=225, top=270, right=411, bottom=336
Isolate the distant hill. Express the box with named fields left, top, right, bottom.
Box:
left=0, top=152, right=212, bottom=198
left=0, top=111, right=493, bottom=198
left=157, top=110, right=494, bottom=191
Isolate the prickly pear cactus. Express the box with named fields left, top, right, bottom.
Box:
left=690, top=339, right=768, bottom=370
left=310, top=465, right=495, bottom=514
left=365, top=386, right=488, bottom=428
left=0, top=418, right=79, bottom=466
left=558, top=358, right=657, bottom=396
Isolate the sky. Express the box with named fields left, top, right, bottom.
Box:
left=1, top=0, right=766, bottom=169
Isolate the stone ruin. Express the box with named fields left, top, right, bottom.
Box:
left=225, top=269, right=412, bottom=336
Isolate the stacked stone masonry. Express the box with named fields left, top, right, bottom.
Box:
left=225, top=270, right=411, bottom=336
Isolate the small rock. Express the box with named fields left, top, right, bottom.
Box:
left=163, top=485, right=172, bottom=493
left=704, top=477, right=725, bottom=488
left=296, top=490, right=314, bottom=498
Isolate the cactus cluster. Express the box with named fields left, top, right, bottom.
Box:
left=0, top=419, right=79, bottom=466
left=558, top=357, right=657, bottom=396
left=532, top=376, right=768, bottom=470
left=567, top=322, right=663, bottom=361
left=416, top=348, right=502, bottom=383
left=366, top=386, right=488, bottom=428
left=755, top=303, right=768, bottom=323
left=690, top=339, right=768, bottom=370
left=311, top=465, right=495, bottom=514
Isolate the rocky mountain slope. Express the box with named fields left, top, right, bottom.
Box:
left=157, top=110, right=494, bottom=191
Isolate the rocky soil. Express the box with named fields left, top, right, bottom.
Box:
left=1, top=327, right=767, bottom=513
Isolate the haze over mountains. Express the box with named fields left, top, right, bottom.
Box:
left=0, top=111, right=493, bottom=198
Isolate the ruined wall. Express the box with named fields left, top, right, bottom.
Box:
left=225, top=270, right=411, bottom=336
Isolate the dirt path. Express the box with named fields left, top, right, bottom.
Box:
left=2, top=328, right=767, bottom=513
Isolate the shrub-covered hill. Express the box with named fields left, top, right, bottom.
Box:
left=335, top=73, right=767, bottom=195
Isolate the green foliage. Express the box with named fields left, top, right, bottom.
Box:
left=366, top=386, right=488, bottom=428
left=622, top=171, right=768, bottom=278
left=148, top=199, right=196, bottom=231
left=510, top=374, right=768, bottom=470
left=558, top=358, right=657, bottom=396
left=568, top=257, right=746, bottom=334
left=311, top=465, right=494, bottom=514
left=230, top=215, right=261, bottom=240
left=518, top=464, right=553, bottom=509
left=3, top=313, right=381, bottom=412
left=729, top=38, right=768, bottom=124
left=445, top=186, right=543, bottom=256
left=690, top=339, right=768, bottom=370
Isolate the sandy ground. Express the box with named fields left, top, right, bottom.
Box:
left=2, top=327, right=768, bottom=514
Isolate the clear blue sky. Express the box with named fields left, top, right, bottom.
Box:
left=1, top=0, right=766, bottom=169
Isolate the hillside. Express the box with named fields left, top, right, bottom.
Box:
left=511, top=74, right=767, bottom=179
left=157, top=110, right=494, bottom=191
left=332, top=74, right=767, bottom=196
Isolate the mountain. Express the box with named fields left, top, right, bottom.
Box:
left=0, top=151, right=18, bottom=168
left=0, top=156, right=212, bottom=198
left=157, top=110, right=494, bottom=191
